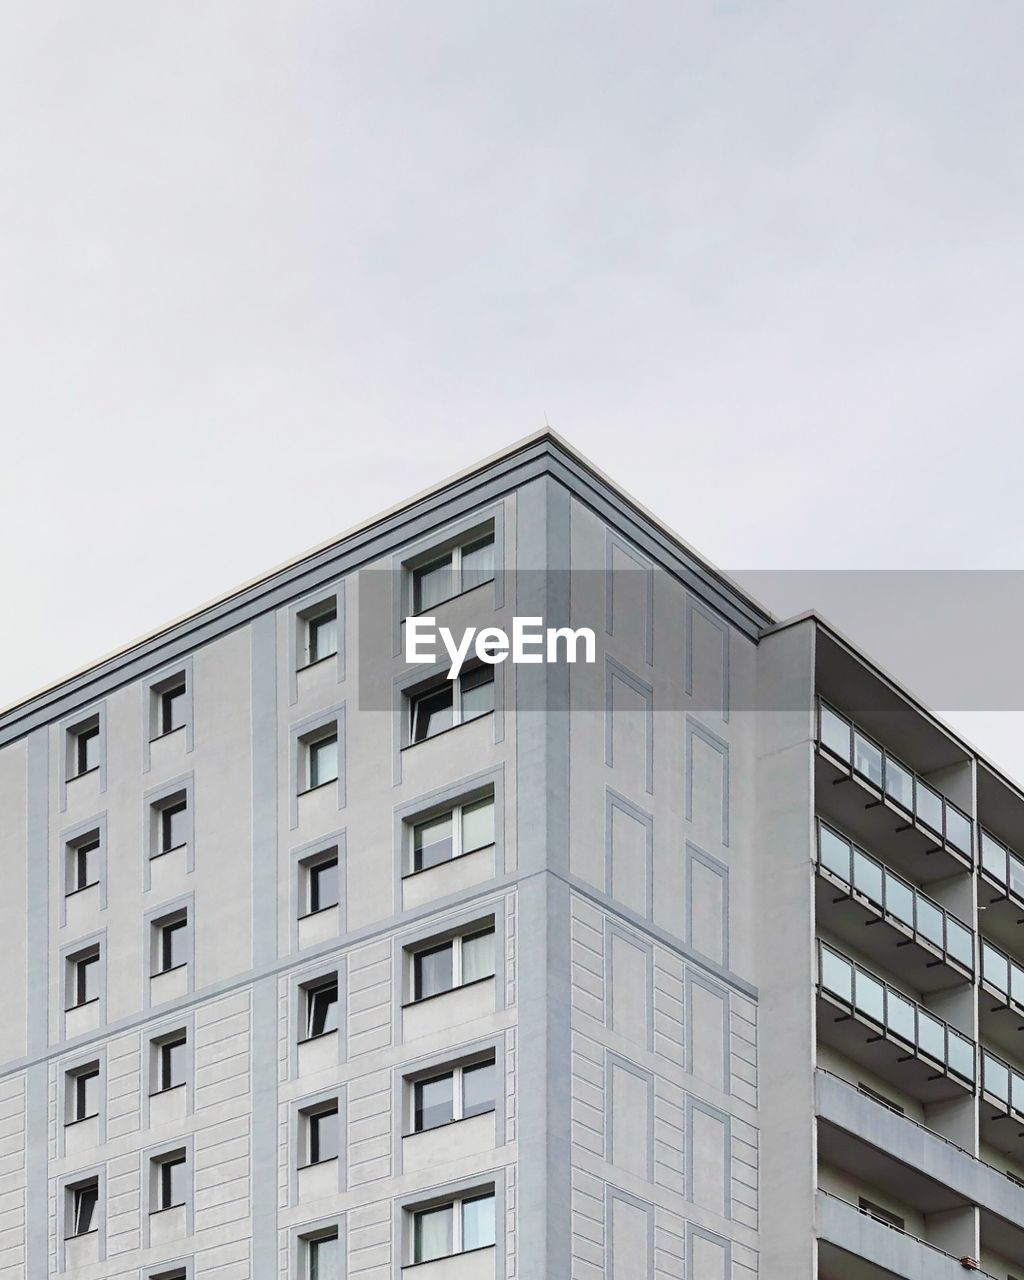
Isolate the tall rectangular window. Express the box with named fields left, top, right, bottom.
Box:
left=70, top=1181, right=99, bottom=1236
left=156, top=1033, right=188, bottom=1092
left=307, top=733, right=339, bottom=790
left=154, top=1152, right=187, bottom=1211
left=306, top=1104, right=339, bottom=1164
left=156, top=916, right=188, bottom=973
left=309, top=858, right=339, bottom=914
left=308, top=1233, right=339, bottom=1280
left=68, top=1065, right=100, bottom=1123
left=153, top=793, right=188, bottom=856
left=304, top=979, right=339, bottom=1039
left=67, top=832, right=101, bottom=894
left=71, top=721, right=100, bottom=777
left=160, top=682, right=187, bottom=735
left=306, top=609, right=338, bottom=665
left=70, top=950, right=100, bottom=1007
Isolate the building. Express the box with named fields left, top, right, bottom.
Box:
left=1, top=430, right=1023, bottom=1280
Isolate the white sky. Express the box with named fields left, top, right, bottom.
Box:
left=2, top=3, right=1023, bottom=771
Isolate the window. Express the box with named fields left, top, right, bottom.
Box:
left=155, top=915, right=188, bottom=974
left=69, top=1180, right=99, bottom=1236
left=153, top=792, right=188, bottom=856
left=70, top=720, right=100, bottom=778
left=159, top=681, right=187, bottom=736
left=304, top=1103, right=339, bottom=1165
left=154, top=1033, right=188, bottom=1092
left=411, top=531, right=495, bottom=614
left=413, top=1056, right=496, bottom=1133
left=412, top=795, right=495, bottom=874
left=69, top=948, right=100, bottom=1008
left=67, top=831, right=101, bottom=894
left=858, top=1198, right=904, bottom=1231
left=409, top=665, right=494, bottom=743
left=304, top=979, right=339, bottom=1039
left=412, top=926, right=495, bottom=1001
left=412, top=1190, right=495, bottom=1264
left=304, top=608, right=338, bottom=666
left=307, top=1233, right=339, bottom=1280
left=68, top=1064, right=100, bottom=1123
left=307, top=857, right=339, bottom=915
left=306, top=733, right=339, bottom=791
left=153, top=1151, right=187, bottom=1211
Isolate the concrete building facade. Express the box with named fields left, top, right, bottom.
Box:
left=0, top=431, right=1022, bottom=1279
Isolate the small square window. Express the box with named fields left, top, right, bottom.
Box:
left=308, top=857, right=339, bottom=914
left=304, top=979, right=339, bottom=1039
left=154, top=1151, right=187, bottom=1211
left=307, top=1233, right=339, bottom=1280
left=156, top=916, right=188, bottom=974
left=306, top=609, right=338, bottom=666
left=68, top=1064, right=100, bottom=1123
left=69, top=1180, right=99, bottom=1236
left=307, top=734, right=339, bottom=790
left=306, top=1103, right=339, bottom=1165
left=160, top=683, right=188, bottom=736
left=67, top=831, right=101, bottom=895
left=69, top=949, right=100, bottom=1008
left=155, top=1033, right=188, bottom=1092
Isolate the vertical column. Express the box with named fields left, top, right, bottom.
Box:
left=250, top=615, right=279, bottom=1279
left=514, top=476, right=572, bottom=1279
left=25, top=729, right=49, bottom=1275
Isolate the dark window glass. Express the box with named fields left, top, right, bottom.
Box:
left=73, top=1068, right=100, bottom=1121
left=72, top=838, right=100, bottom=891
left=411, top=684, right=454, bottom=742
left=308, top=736, right=338, bottom=788
left=309, top=859, right=339, bottom=913
left=76, top=726, right=100, bottom=775
left=414, top=1073, right=454, bottom=1132
left=309, top=1107, right=338, bottom=1163
left=308, top=611, right=338, bottom=664
left=462, top=1060, right=496, bottom=1118
left=160, top=685, right=187, bottom=735
left=414, top=942, right=453, bottom=1000
left=73, top=1184, right=98, bottom=1235
left=306, top=982, right=338, bottom=1038
left=159, top=1156, right=187, bottom=1209
left=159, top=919, right=188, bottom=972
left=160, top=800, right=187, bottom=852
left=159, top=1037, right=187, bottom=1091
left=75, top=954, right=99, bottom=1005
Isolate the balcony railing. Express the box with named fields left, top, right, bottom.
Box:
left=981, top=1048, right=1024, bottom=1119
left=816, top=700, right=973, bottom=862
left=817, top=822, right=974, bottom=975
left=981, top=938, right=1024, bottom=1012
left=817, top=942, right=976, bottom=1088
left=980, top=828, right=1024, bottom=903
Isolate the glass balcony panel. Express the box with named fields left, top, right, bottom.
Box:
left=945, top=806, right=972, bottom=857
left=886, top=990, right=916, bottom=1044
left=916, top=1010, right=945, bottom=1063
left=946, top=919, right=973, bottom=970
left=983, top=943, right=1010, bottom=996
left=1010, top=856, right=1024, bottom=900
left=854, top=970, right=885, bottom=1023
left=820, top=948, right=853, bottom=1003
left=820, top=706, right=852, bottom=761
left=947, top=1032, right=975, bottom=1082
left=1012, top=963, right=1024, bottom=1008
left=819, top=827, right=852, bottom=881
left=915, top=898, right=944, bottom=949
left=981, top=831, right=1008, bottom=882
left=915, top=782, right=944, bottom=835
left=852, top=850, right=883, bottom=905
left=884, top=757, right=915, bottom=810
left=884, top=873, right=915, bottom=928
left=985, top=1053, right=1010, bottom=1103
left=1012, top=1068, right=1024, bottom=1118
left=853, top=734, right=883, bottom=788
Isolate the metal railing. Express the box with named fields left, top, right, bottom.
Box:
left=817, top=941, right=976, bottom=1087
left=816, top=1068, right=975, bottom=1159
left=981, top=937, right=1024, bottom=1012
left=981, top=1047, right=1024, bottom=1120
left=980, top=827, right=1024, bottom=904
left=817, top=822, right=974, bottom=974
left=816, top=699, right=973, bottom=862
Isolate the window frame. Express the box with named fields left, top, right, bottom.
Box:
left=155, top=913, right=190, bottom=976
left=67, top=1062, right=101, bottom=1125
left=152, top=1029, right=189, bottom=1096
left=409, top=1187, right=497, bottom=1265
left=69, top=1179, right=100, bottom=1237
left=68, top=946, right=101, bottom=1010
left=408, top=527, right=496, bottom=616
left=302, top=976, right=340, bottom=1042
left=302, top=1101, right=340, bottom=1168
left=407, top=792, right=496, bottom=877
left=67, top=715, right=101, bottom=781
left=409, top=1053, right=497, bottom=1135
left=407, top=662, right=495, bottom=745
left=305, top=730, right=340, bottom=793
left=303, top=605, right=339, bottom=669
left=65, top=827, right=102, bottom=897
left=153, top=1150, right=189, bottom=1213
left=408, top=922, right=497, bottom=1005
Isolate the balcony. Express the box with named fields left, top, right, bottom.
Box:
left=979, top=829, right=1024, bottom=954
left=817, top=943, right=975, bottom=1103
left=817, top=823, right=974, bottom=992
left=816, top=701, right=973, bottom=885
left=817, top=1191, right=996, bottom=1279
left=980, top=1049, right=1024, bottom=1158
left=979, top=939, right=1024, bottom=1059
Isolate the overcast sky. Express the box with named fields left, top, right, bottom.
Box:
left=2, top=4, right=1023, bottom=770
